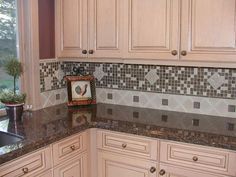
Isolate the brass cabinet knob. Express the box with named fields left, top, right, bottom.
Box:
left=192, top=156, right=198, bottom=162
left=89, top=50, right=94, bottom=54
left=82, top=50, right=87, bottom=54
left=181, top=50, right=187, bottom=56
left=159, top=169, right=166, bottom=176
left=122, top=143, right=127, bottom=148
left=171, top=50, right=178, bottom=56
left=70, top=145, right=76, bottom=151
left=22, top=167, right=29, bottom=174
left=150, top=167, right=156, bottom=173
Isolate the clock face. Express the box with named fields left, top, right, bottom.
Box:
left=71, top=81, right=92, bottom=101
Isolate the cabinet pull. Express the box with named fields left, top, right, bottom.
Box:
left=171, top=50, right=178, bottom=56
left=122, top=143, right=127, bottom=148
left=82, top=50, right=87, bottom=54
left=181, top=50, right=187, bottom=56
left=22, top=167, right=29, bottom=174
left=150, top=167, right=156, bottom=173
left=70, top=145, right=76, bottom=151
left=89, top=50, right=94, bottom=54
left=192, top=156, right=198, bottom=162
left=159, top=169, right=166, bottom=176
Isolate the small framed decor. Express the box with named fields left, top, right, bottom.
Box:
left=65, top=75, right=96, bottom=106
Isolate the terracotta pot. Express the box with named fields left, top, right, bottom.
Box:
left=5, top=103, right=24, bottom=122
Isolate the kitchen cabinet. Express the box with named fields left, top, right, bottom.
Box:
left=55, top=0, right=88, bottom=58
left=158, top=164, right=228, bottom=177
left=56, top=0, right=124, bottom=59
left=56, top=0, right=236, bottom=66
left=0, top=147, right=52, bottom=177
left=98, top=151, right=158, bottom=177
left=37, top=170, right=53, bottom=177
left=125, top=0, right=236, bottom=63
left=181, top=0, right=236, bottom=62
left=88, top=0, right=125, bottom=58
left=52, top=132, right=88, bottom=177
left=53, top=153, right=88, bottom=177
left=160, top=141, right=236, bottom=176
left=97, top=129, right=158, bottom=160
left=52, top=131, right=87, bottom=166
left=124, top=0, right=180, bottom=60
left=2, top=129, right=236, bottom=177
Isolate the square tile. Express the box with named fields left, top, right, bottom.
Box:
left=228, top=105, right=236, bottom=112
left=162, top=99, right=168, bottom=106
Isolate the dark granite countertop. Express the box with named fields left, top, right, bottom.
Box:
left=1, top=103, right=236, bottom=165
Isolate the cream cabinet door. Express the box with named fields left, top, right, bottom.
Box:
left=158, top=164, right=228, bottom=177
left=56, top=0, right=88, bottom=58
left=36, top=170, right=53, bottom=177
left=124, top=0, right=180, bottom=60
left=88, top=0, right=125, bottom=58
left=181, top=0, right=236, bottom=62
left=53, top=153, right=88, bottom=177
left=98, top=151, right=158, bottom=177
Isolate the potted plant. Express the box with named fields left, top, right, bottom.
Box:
left=0, top=57, right=26, bottom=121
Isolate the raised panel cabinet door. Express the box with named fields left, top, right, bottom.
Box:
left=88, top=0, right=125, bottom=58
left=124, top=0, right=180, bottom=60
left=56, top=0, right=88, bottom=58
left=181, top=0, right=236, bottom=62
left=53, top=153, right=88, bottom=177
left=158, top=164, right=228, bottom=177
left=36, top=170, right=53, bottom=177
left=98, top=151, right=158, bottom=177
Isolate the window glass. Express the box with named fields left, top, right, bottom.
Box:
left=0, top=0, right=18, bottom=109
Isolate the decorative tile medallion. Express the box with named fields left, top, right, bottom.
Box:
left=208, top=73, right=226, bottom=89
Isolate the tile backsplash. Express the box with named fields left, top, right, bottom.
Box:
left=40, top=61, right=236, bottom=99
left=38, top=60, right=236, bottom=117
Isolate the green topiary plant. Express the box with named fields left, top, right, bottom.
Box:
left=4, top=57, right=23, bottom=94
left=0, top=57, right=26, bottom=104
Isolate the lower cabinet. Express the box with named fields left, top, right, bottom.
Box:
left=36, top=170, right=53, bottom=177
left=0, top=147, right=52, bottom=177
left=1, top=129, right=236, bottom=177
left=158, top=164, right=228, bottom=177
left=53, top=152, right=88, bottom=177
left=98, top=151, right=157, bottom=177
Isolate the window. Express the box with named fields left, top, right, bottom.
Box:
left=0, top=0, right=18, bottom=109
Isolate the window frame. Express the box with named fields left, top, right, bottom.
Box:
left=0, top=0, right=25, bottom=116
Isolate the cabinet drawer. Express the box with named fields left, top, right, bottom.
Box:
left=0, top=147, right=52, bottom=177
left=160, top=141, right=236, bottom=176
left=97, top=130, right=158, bottom=160
left=159, top=164, right=228, bottom=177
left=52, top=131, right=87, bottom=166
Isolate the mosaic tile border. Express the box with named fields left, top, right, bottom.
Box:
left=96, top=88, right=236, bottom=118
left=39, top=61, right=236, bottom=100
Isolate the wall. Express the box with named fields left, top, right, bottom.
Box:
left=39, top=59, right=236, bottom=118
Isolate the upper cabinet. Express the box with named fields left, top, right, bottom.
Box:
left=56, top=0, right=236, bottom=67
left=88, top=0, right=125, bottom=58
left=181, top=0, right=236, bottom=62
left=56, top=0, right=124, bottom=58
left=124, top=0, right=180, bottom=60
left=56, top=0, right=88, bottom=58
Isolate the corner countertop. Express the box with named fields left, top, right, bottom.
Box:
left=1, top=103, right=236, bottom=165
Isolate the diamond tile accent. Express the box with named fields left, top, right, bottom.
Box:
left=93, top=66, right=106, bottom=81
left=145, top=69, right=159, bottom=85
left=208, top=73, right=226, bottom=89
